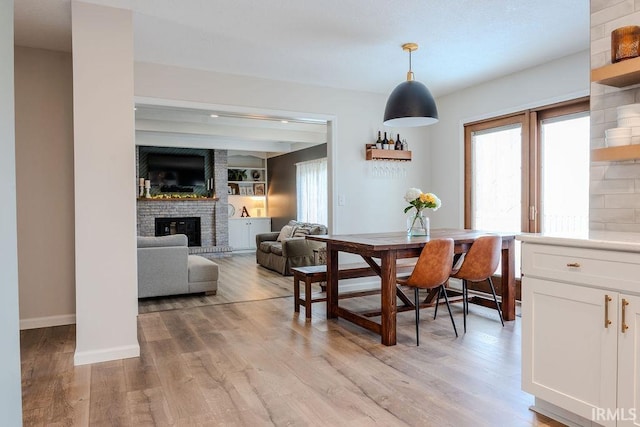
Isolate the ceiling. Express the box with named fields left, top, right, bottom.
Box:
left=135, top=104, right=328, bottom=156
left=14, top=0, right=590, bottom=97
left=15, top=0, right=590, bottom=97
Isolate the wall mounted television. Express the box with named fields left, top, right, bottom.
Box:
left=147, top=153, right=205, bottom=189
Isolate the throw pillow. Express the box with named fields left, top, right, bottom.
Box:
left=277, top=225, right=297, bottom=242
left=293, top=227, right=311, bottom=238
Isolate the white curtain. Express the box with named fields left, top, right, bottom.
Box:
left=296, top=158, right=328, bottom=225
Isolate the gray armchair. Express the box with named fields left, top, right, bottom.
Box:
left=255, top=220, right=327, bottom=276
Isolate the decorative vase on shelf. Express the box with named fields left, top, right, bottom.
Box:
left=407, top=210, right=429, bottom=237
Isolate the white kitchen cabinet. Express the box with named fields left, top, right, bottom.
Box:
left=618, top=294, right=640, bottom=427
left=229, top=217, right=271, bottom=251
left=520, top=237, right=640, bottom=427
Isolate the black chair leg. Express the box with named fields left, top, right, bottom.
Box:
left=441, top=285, right=458, bottom=337
left=462, top=280, right=467, bottom=333
left=487, top=277, right=505, bottom=326
left=433, top=287, right=441, bottom=320
left=414, top=287, right=420, bottom=346
left=464, top=279, right=469, bottom=314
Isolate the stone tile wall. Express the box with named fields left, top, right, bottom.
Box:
left=590, top=0, right=640, bottom=231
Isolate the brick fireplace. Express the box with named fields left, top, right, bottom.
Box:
left=137, top=199, right=231, bottom=256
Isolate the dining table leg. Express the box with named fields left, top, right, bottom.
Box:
left=380, top=250, right=397, bottom=345
left=326, top=242, right=339, bottom=319
left=501, top=238, right=516, bottom=321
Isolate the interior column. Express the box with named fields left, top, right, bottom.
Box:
left=72, top=1, right=139, bottom=365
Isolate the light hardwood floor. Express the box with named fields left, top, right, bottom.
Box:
left=138, top=253, right=295, bottom=314
left=21, top=255, right=562, bottom=426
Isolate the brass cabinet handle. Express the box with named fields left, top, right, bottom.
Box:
left=566, top=262, right=581, bottom=268
left=605, top=295, right=612, bottom=328
left=622, top=299, right=630, bottom=333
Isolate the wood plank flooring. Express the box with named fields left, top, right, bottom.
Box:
left=138, top=253, right=296, bottom=314
left=21, top=255, right=563, bottom=426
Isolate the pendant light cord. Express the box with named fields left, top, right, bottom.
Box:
left=409, top=49, right=412, bottom=73
left=406, top=47, right=415, bottom=81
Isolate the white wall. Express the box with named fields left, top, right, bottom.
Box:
left=134, top=63, right=432, bottom=234
left=0, top=0, right=24, bottom=422
left=72, top=1, right=139, bottom=365
left=429, top=50, right=590, bottom=228
left=15, top=46, right=76, bottom=329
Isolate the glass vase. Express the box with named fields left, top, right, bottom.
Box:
left=407, top=210, right=430, bottom=237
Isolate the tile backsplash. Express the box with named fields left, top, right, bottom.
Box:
left=590, top=0, right=640, bottom=232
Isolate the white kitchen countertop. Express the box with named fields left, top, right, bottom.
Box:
left=517, top=230, right=640, bottom=253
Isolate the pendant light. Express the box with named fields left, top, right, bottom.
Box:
left=383, top=43, right=438, bottom=127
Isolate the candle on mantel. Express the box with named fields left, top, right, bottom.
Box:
left=144, top=179, right=151, bottom=189
left=139, top=178, right=144, bottom=187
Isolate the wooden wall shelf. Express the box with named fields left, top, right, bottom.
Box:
left=366, top=148, right=412, bottom=161
left=591, top=57, right=640, bottom=87
left=591, top=145, right=640, bottom=162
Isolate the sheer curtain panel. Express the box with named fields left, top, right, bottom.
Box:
left=296, top=158, right=328, bottom=225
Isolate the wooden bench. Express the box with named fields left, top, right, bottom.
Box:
left=291, top=261, right=416, bottom=319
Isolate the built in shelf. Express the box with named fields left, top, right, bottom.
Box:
left=366, top=148, right=412, bottom=161
left=591, top=145, right=640, bottom=162
left=591, top=57, right=640, bottom=87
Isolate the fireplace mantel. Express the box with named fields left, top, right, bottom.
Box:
left=137, top=198, right=219, bottom=202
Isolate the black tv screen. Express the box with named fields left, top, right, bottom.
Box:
left=147, top=153, right=205, bottom=188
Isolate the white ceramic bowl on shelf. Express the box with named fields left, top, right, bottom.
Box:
left=618, top=117, right=640, bottom=127
left=617, top=103, right=640, bottom=119
left=606, top=127, right=632, bottom=138
left=606, top=136, right=632, bottom=147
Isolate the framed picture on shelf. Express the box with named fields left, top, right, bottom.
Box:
left=246, top=187, right=254, bottom=196
left=253, top=183, right=265, bottom=196
left=251, top=169, right=263, bottom=181
left=239, top=186, right=247, bottom=196
left=229, top=183, right=239, bottom=195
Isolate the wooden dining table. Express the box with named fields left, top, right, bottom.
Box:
left=307, top=229, right=517, bottom=346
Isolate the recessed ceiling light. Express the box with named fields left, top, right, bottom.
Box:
left=281, top=120, right=289, bottom=124
left=210, top=114, right=219, bottom=118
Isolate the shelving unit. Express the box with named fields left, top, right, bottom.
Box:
left=227, top=152, right=268, bottom=217
left=366, top=148, right=412, bottom=161
left=591, top=58, right=640, bottom=162
left=591, top=145, right=640, bottom=162
left=591, top=57, right=640, bottom=87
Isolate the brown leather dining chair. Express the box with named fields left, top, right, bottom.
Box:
left=443, top=235, right=504, bottom=333
left=396, top=238, right=457, bottom=346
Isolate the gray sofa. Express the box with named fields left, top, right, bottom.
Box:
left=137, top=234, right=218, bottom=298
left=255, top=220, right=327, bottom=276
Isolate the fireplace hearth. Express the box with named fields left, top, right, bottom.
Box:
left=155, top=217, right=201, bottom=247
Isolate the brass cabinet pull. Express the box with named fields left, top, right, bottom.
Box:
left=622, top=299, right=630, bottom=333
left=605, top=295, right=612, bottom=328
left=566, top=262, right=581, bottom=268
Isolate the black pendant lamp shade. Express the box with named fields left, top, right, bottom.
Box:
left=383, top=43, right=438, bottom=127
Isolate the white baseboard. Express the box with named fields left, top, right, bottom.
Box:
left=74, top=344, right=140, bottom=366
left=20, top=314, right=76, bottom=330
left=531, top=398, right=594, bottom=427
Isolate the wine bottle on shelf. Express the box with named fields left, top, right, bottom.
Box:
left=383, top=132, right=389, bottom=150
left=403, top=139, right=409, bottom=151
left=376, top=131, right=383, bottom=149
left=395, top=134, right=402, bottom=150
left=388, top=134, right=395, bottom=150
